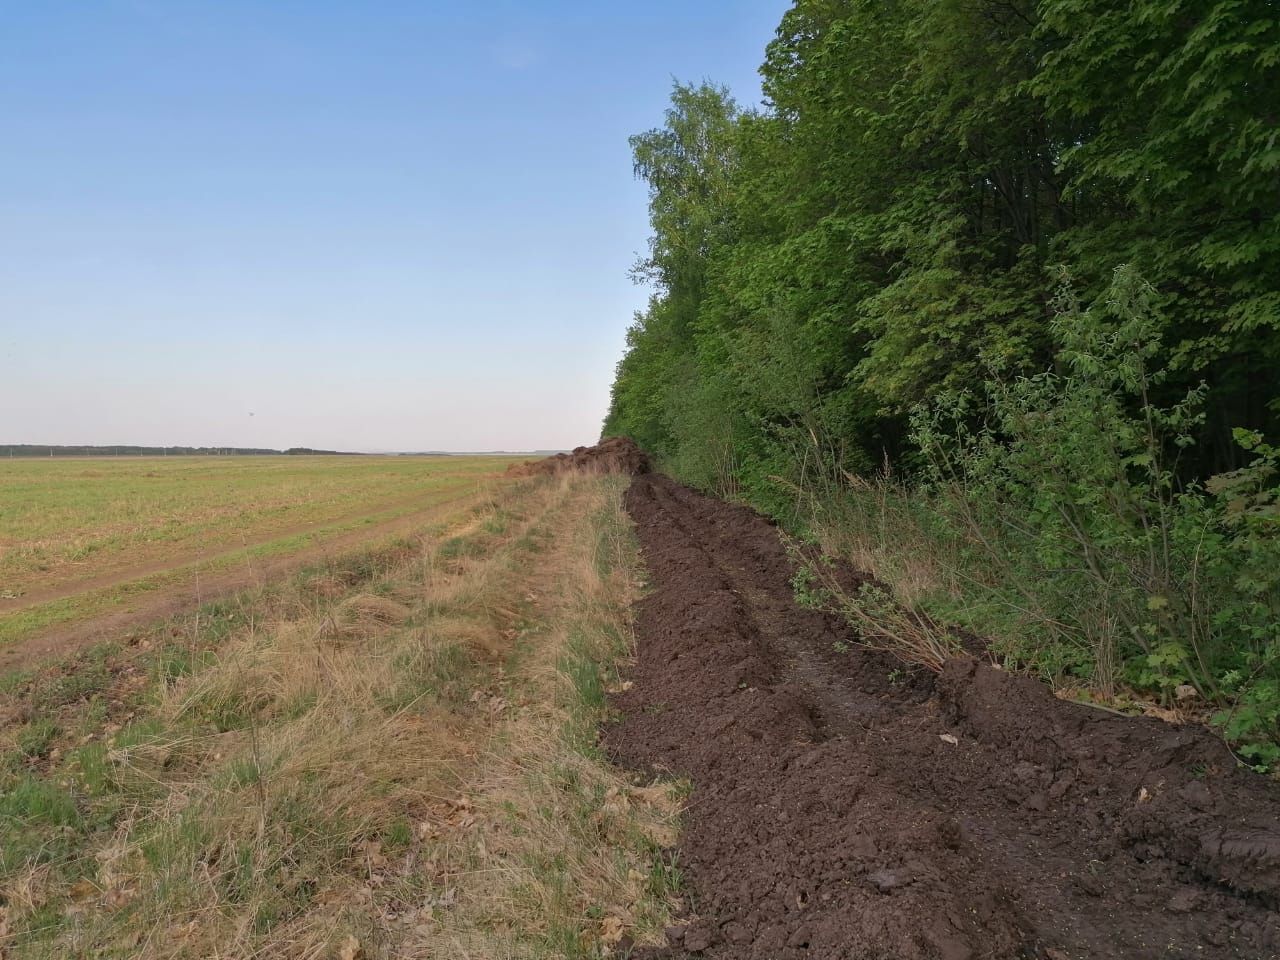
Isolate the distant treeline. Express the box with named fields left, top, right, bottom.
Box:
left=1, top=445, right=354, bottom=458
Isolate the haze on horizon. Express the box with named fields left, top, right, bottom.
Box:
left=1, top=1, right=786, bottom=453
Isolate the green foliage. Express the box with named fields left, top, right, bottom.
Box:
left=15, top=718, right=59, bottom=760
left=1034, top=0, right=1280, bottom=376
left=913, top=270, right=1280, bottom=754
left=789, top=565, right=830, bottom=611
left=606, top=2, right=1280, bottom=755
left=606, top=0, right=1280, bottom=480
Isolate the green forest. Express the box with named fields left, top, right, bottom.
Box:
left=605, top=1, right=1280, bottom=760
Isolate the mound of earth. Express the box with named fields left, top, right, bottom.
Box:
left=607, top=473, right=1280, bottom=959
left=509, top=436, right=650, bottom=477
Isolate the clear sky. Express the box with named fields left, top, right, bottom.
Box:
left=1, top=0, right=788, bottom=452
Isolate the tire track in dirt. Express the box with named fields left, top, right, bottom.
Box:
left=0, top=488, right=496, bottom=674
left=607, top=473, right=1280, bottom=959
left=0, top=479, right=497, bottom=615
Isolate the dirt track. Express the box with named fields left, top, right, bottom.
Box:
left=0, top=490, right=489, bottom=674
left=608, top=473, right=1280, bottom=959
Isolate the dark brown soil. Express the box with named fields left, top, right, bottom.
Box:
left=607, top=473, right=1280, bottom=959
left=508, top=436, right=650, bottom=477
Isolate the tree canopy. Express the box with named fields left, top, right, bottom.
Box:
left=605, top=0, right=1280, bottom=503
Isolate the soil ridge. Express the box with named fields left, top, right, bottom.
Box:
left=507, top=436, right=650, bottom=477
left=607, top=472, right=1280, bottom=959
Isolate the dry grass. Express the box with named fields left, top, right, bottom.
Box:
left=804, top=474, right=956, bottom=611
left=787, top=530, right=962, bottom=673
left=0, top=473, right=679, bottom=959
left=409, top=475, right=681, bottom=958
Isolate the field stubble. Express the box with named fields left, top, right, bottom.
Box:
left=0, top=456, right=519, bottom=658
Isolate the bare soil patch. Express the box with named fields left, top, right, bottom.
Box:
left=607, top=473, right=1280, bottom=959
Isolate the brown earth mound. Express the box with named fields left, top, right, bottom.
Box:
left=508, top=436, right=650, bottom=477
left=607, top=473, right=1280, bottom=959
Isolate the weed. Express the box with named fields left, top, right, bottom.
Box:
left=15, top=718, right=58, bottom=759
left=32, top=656, right=113, bottom=710
left=646, top=846, right=684, bottom=899
left=787, top=537, right=959, bottom=671
left=0, top=776, right=80, bottom=829
left=70, top=741, right=113, bottom=796
left=790, top=565, right=830, bottom=610
left=562, top=635, right=607, bottom=713
left=383, top=816, right=413, bottom=852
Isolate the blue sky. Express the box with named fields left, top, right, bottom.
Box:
left=0, top=0, right=788, bottom=451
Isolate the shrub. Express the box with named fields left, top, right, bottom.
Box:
left=903, top=266, right=1280, bottom=761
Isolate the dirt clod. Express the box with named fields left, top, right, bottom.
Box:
left=507, top=436, right=650, bottom=477
left=607, top=473, right=1280, bottom=959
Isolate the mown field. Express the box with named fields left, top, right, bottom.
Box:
left=0, top=456, right=519, bottom=652
left=0, top=470, right=680, bottom=958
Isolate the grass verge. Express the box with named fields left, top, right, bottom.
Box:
left=0, top=473, right=680, bottom=958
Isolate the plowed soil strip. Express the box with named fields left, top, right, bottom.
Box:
left=607, top=473, right=1280, bottom=959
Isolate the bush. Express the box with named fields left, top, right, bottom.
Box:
left=898, top=266, right=1280, bottom=762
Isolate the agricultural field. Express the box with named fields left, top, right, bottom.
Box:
left=0, top=468, right=681, bottom=958
left=0, top=456, right=519, bottom=661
